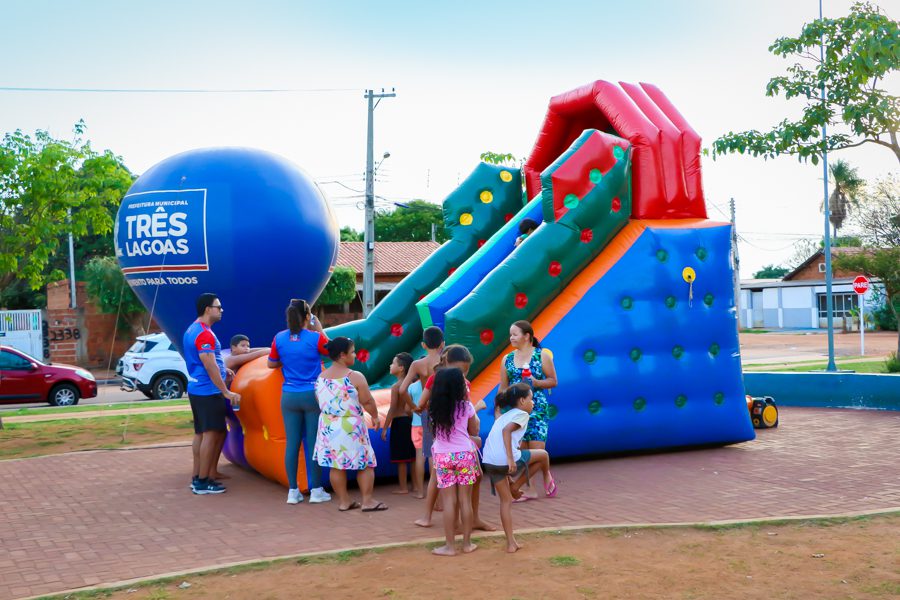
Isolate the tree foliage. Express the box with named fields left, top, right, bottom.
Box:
left=318, top=266, right=357, bottom=306
left=0, top=122, right=134, bottom=291
left=375, top=200, right=447, bottom=242
left=753, top=264, right=790, bottom=278
left=480, top=151, right=520, bottom=166
left=340, top=226, right=363, bottom=242
left=823, top=159, right=866, bottom=234
left=712, top=2, right=900, bottom=166
left=83, top=256, right=148, bottom=335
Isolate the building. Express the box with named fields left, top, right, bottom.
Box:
left=739, top=248, right=882, bottom=330
left=321, top=241, right=441, bottom=325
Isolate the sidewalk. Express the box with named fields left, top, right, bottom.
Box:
left=2, top=405, right=191, bottom=424
left=1, top=407, right=898, bottom=600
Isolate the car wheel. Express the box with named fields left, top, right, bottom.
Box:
left=152, top=374, right=185, bottom=400
left=49, top=383, right=80, bottom=407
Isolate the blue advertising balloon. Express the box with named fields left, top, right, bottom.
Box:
left=115, top=147, right=338, bottom=352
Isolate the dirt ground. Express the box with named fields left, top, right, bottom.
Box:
left=739, top=330, right=897, bottom=364
left=66, top=514, right=900, bottom=600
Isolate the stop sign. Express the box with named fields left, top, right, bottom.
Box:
left=853, top=275, right=870, bottom=295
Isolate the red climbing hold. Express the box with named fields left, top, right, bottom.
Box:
left=356, top=349, right=370, bottom=363
left=514, top=293, right=528, bottom=309
left=548, top=261, right=562, bottom=277
left=611, top=197, right=621, bottom=213
left=477, top=239, right=486, bottom=248
left=390, top=323, right=403, bottom=337
left=480, top=329, right=494, bottom=345
left=580, top=228, right=593, bottom=243
left=504, top=213, right=513, bottom=222
left=448, top=268, right=456, bottom=276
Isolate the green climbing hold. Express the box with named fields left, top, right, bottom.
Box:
left=589, top=168, right=603, bottom=184
left=588, top=400, right=602, bottom=414
left=713, top=392, right=725, bottom=405
left=656, top=249, right=668, bottom=262
left=547, top=404, right=559, bottom=419
left=709, top=343, right=720, bottom=357
left=672, top=345, right=684, bottom=359
left=629, top=348, right=642, bottom=361
left=703, top=293, right=714, bottom=307
left=621, top=297, right=633, bottom=310
left=633, top=397, right=646, bottom=411
left=665, top=296, right=677, bottom=309
left=583, top=349, right=596, bottom=364
left=613, top=145, right=625, bottom=160
left=696, top=247, right=708, bottom=261
left=675, top=394, right=687, bottom=408
left=564, top=193, right=579, bottom=209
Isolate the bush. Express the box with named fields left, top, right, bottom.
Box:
left=870, top=292, right=899, bottom=331
left=318, top=266, right=356, bottom=306
left=885, top=353, right=900, bottom=374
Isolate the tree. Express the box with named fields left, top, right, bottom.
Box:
left=375, top=200, right=447, bottom=242
left=753, top=265, right=790, bottom=278
left=787, top=238, right=820, bottom=268
left=834, top=175, right=900, bottom=353
left=83, top=256, right=148, bottom=336
left=340, top=226, right=363, bottom=242
left=0, top=122, right=134, bottom=293
left=712, top=2, right=900, bottom=166
left=480, top=151, right=520, bottom=166
left=318, top=266, right=357, bottom=306
left=823, top=159, right=865, bottom=235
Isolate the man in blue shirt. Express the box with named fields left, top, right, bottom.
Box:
left=183, top=292, right=240, bottom=495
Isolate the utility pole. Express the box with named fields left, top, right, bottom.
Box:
left=363, top=88, right=395, bottom=317
left=730, top=198, right=740, bottom=324
left=67, top=209, right=77, bottom=309
left=819, top=0, right=837, bottom=371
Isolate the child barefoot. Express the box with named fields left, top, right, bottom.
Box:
left=482, top=383, right=557, bottom=553
left=428, top=367, right=480, bottom=556
left=382, top=353, right=416, bottom=494
left=399, top=327, right=444, bottom=501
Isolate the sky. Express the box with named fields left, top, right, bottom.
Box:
left=0, top=0, right=896, bottom=278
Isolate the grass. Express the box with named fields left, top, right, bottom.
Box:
left=2, top=398, right=188, bottom=417
left=743, top=358, right=895, bottom=373
left=739, top=328, right=771, bottom=334
left=549, top=555, right=581, bottom=567
left=0, top=412, right=194, bottom=460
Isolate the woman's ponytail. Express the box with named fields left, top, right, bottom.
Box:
left=496, top=383, right=531, bottom=411
left=286, top=298, right=311, bottom=334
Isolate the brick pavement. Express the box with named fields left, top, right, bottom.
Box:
left=2, top=407, right=899, bottom=600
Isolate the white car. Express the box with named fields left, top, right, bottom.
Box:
left=120, top=333, right=189, bottom=400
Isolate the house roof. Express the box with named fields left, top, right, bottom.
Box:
left=336, top=241, right=441, bottom=276
left=782, top=247, right=864, bottom=281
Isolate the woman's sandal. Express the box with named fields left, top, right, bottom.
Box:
left=338, top=501, right=361, bottom=512
left=361, top=501, right=389, bottom=512
left=544, top=475, right=558, bottom=498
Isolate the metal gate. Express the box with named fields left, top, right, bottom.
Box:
left=0, top=310, right=43, bottom=359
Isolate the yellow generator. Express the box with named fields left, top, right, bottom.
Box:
left=746, top=395, right=779, bottom=429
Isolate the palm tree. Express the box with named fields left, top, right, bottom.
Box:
left=821, top=159, right=865, bottom=237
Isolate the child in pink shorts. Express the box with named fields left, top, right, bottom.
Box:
left=427, top=366, right=480, bottom=556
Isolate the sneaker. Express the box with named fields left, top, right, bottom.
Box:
left=309, top=487, right=332, bottom=503
left=192, top=479, right=226, bottom=495
left=190, top=476, right=200, bottom=491
left=287, top=488, right=303, bottom=504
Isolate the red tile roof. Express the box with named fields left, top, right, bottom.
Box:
left=336, top=241, right=441, bottom=276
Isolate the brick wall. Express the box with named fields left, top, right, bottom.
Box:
left=789, top=255, right=857, bottom=282
left=46, top=280, right=156, bottom=368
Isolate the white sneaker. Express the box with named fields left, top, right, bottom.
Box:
left=309, top=487, right=332, bottom=503
left=286, top=488, right=303, bottom=504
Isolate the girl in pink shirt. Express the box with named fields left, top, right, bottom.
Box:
left=428, top=367, right=480, bottom=556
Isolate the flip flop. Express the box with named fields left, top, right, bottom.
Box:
left=361, top=502, right=389, bottom=512
left=512, top=495, right=531, bottom=503
left=545, top=474, right=558, bottom=498
left=338, top=502, right=361, bottom=512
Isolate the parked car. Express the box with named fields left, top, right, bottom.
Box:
left=120, top=333, right=189, bottom=400
left=0, top=345, right=97, bottom=406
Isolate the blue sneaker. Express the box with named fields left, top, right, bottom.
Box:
left=192, top=479, right=226, bottom=495
left=190, top=476, right=200, bottom=491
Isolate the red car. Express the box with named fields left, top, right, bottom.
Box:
left=0, top=345, right=97, bottom=406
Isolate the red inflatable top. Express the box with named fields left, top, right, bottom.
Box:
left=523, top=80, right=707, bottom=220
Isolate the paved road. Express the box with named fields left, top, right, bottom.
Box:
left=0, top=386, right=154, bottom=412
left=2, top=407, right=898, bottom=600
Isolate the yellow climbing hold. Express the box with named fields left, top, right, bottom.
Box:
left=499, top=170, right=513, bottom=182
left=682, top=267, right=696, bottom=283
left=263, top=425, right=269, bottom=441
left=460, top=213, right=473, bottom=226
left=241, top=424, right=247, bottom=435
left=479, top=190, right=494, bottom=204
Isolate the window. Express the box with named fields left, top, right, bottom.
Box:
left=817, top=293, right=858, bottom=318
left=0, top=350, right=33, bottom=370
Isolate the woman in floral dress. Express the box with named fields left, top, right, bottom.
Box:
left=314, top=337, right=388, bottom=512
left=499, top=320, right=558, bottom=499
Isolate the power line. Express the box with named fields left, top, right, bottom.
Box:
left=0, top=86, right=359, bottom=94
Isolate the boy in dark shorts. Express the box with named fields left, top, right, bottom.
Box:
left=382, top=352, right=416, bottom=494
